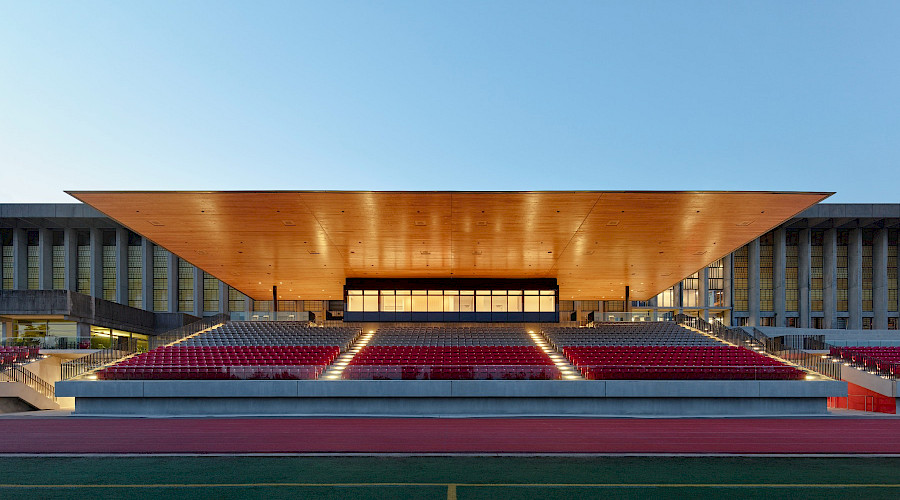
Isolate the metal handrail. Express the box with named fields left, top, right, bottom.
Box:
left=60, top=314, right=229, bottom=380
left=150, top=314, right=229, bottom=349
left=60, top=337, right=143, bottom=380
left=674, top=315, right=841, bottom=380
left=0, top=364, right=56, bottom=401
left=829, top=346, right=899, bottom=381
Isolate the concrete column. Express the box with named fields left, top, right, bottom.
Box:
left=700, top=266, right=709, bottom=321
left=798, top=228, right=811, bottom=328
left=1, top=319, right=13, bottom=340
left=675, top=282, right=683, bottom=315
left=823, top=228, right=837, bottom=329
left=218, top=280, right=229, bottom=314
left=12, top=228, right=27, bottom=290
left=141, top=238, right=154, bottom=311
left=748, top=238, right=761, bottom=327
left=848, top=228, right=862, bottom=330
left=167, top=253, right=178, bottom=313
left=76, top=322, right=91, bottom=348
left=873, top=228, right=889, bottom=330
left=38, top=228, right=53, bottom=290
left=193, top=266, right=203, bottom=317
left=723, top=254, right=732, bottom=309
left=649, top=296, right=658, bottom=321
left=89, top=228, right=103, bottom=299
left=63, top=228, right=78, bottom=292
left=115, top=228, right=128, bottom=304
left=774, top=228, right=786, bottom=327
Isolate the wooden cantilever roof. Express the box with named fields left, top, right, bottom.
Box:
left=67, top=191, right=831, bottom=301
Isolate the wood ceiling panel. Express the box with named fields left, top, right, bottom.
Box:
left=68, top=191, right=830, bottom=301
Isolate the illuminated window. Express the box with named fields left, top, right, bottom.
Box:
left=412, top=290, right=427, bottom=312
left=347, top=290, right=363, bottom=312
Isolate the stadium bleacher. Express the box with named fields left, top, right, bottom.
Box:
left=91, top=320, right=809, bottom=382
left=545, top=323, right=805, bottom=380
left=830, top=346, right=900, bottom=376
left=344, top=326, right=560, bottom=380
left=96, top=322, right=358, bottom=380
left=0, top=346, right=40, bottom=365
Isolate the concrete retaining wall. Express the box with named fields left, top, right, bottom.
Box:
left=57, top=379, right=846, bottom=417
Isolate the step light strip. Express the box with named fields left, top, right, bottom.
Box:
left=528, top=331, right=582, bottom=380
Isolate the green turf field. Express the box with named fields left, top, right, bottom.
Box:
left=0, top=456, right=898, bottom=499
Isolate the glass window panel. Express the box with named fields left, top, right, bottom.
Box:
left=476, top=294, right=492, bottom=312
left=492, top=290, right=506, bottom=295
left=428, top=290, right=442, bottom=295
left=540, top=295, right=555, bottom=312
left=492, top=295, right=507, bottom=312
left=508, top=290, right=522, bottom=295
left=347, top=295, right=363, bottom=312
left=460, top=290, right=474, bottom=295
left=443, top=295, right=458, bottom=312
left=396, top=290, right=410, bottom=295
left=476, top=290, right=490, bottom=295
left=396, top=294, right=411, bottom=312
left=459, top=295, right=474, bottom=312
left=428, top=295, right=443, bottom=311
left=363, top=295, right=378, bottom=311
left=524, top=290, right=539, bottom=295
left=524, top=295, right=540, bottom=312
left=540, top=290, right=555, bottom=295
left=381, top=290, right=395, bottom=295
left=380, top=294, right=395, bottom=312
left=412, top=294, right=427, bottom=311
left=348, top=290, right=363, bottom=295
left=444, top=290, right=458, bottom=295
left=508, top=294, right=523, bottom=312
left=413, top=290, right=427, bottom=295
left=364, top=289, right=377, bottom=295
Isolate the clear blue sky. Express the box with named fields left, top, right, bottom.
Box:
left=1, top=1, right=897, bottom=203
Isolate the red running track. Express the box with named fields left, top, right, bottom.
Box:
left=1, top=418, right=899, bottom=454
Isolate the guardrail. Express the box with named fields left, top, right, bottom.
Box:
left=60, top=337, right=143, bottom=380
left=674, top=315, right=841, bottom=380
left=60, top=314, right=229, bottom=380
left=828, top=347, right=899, bottom=381
left=0, top=364, right=56, bottom=401
left=150, top=314, right=229, bottom=349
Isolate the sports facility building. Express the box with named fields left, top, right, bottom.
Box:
left=2, top=191, right=897, bottom=415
